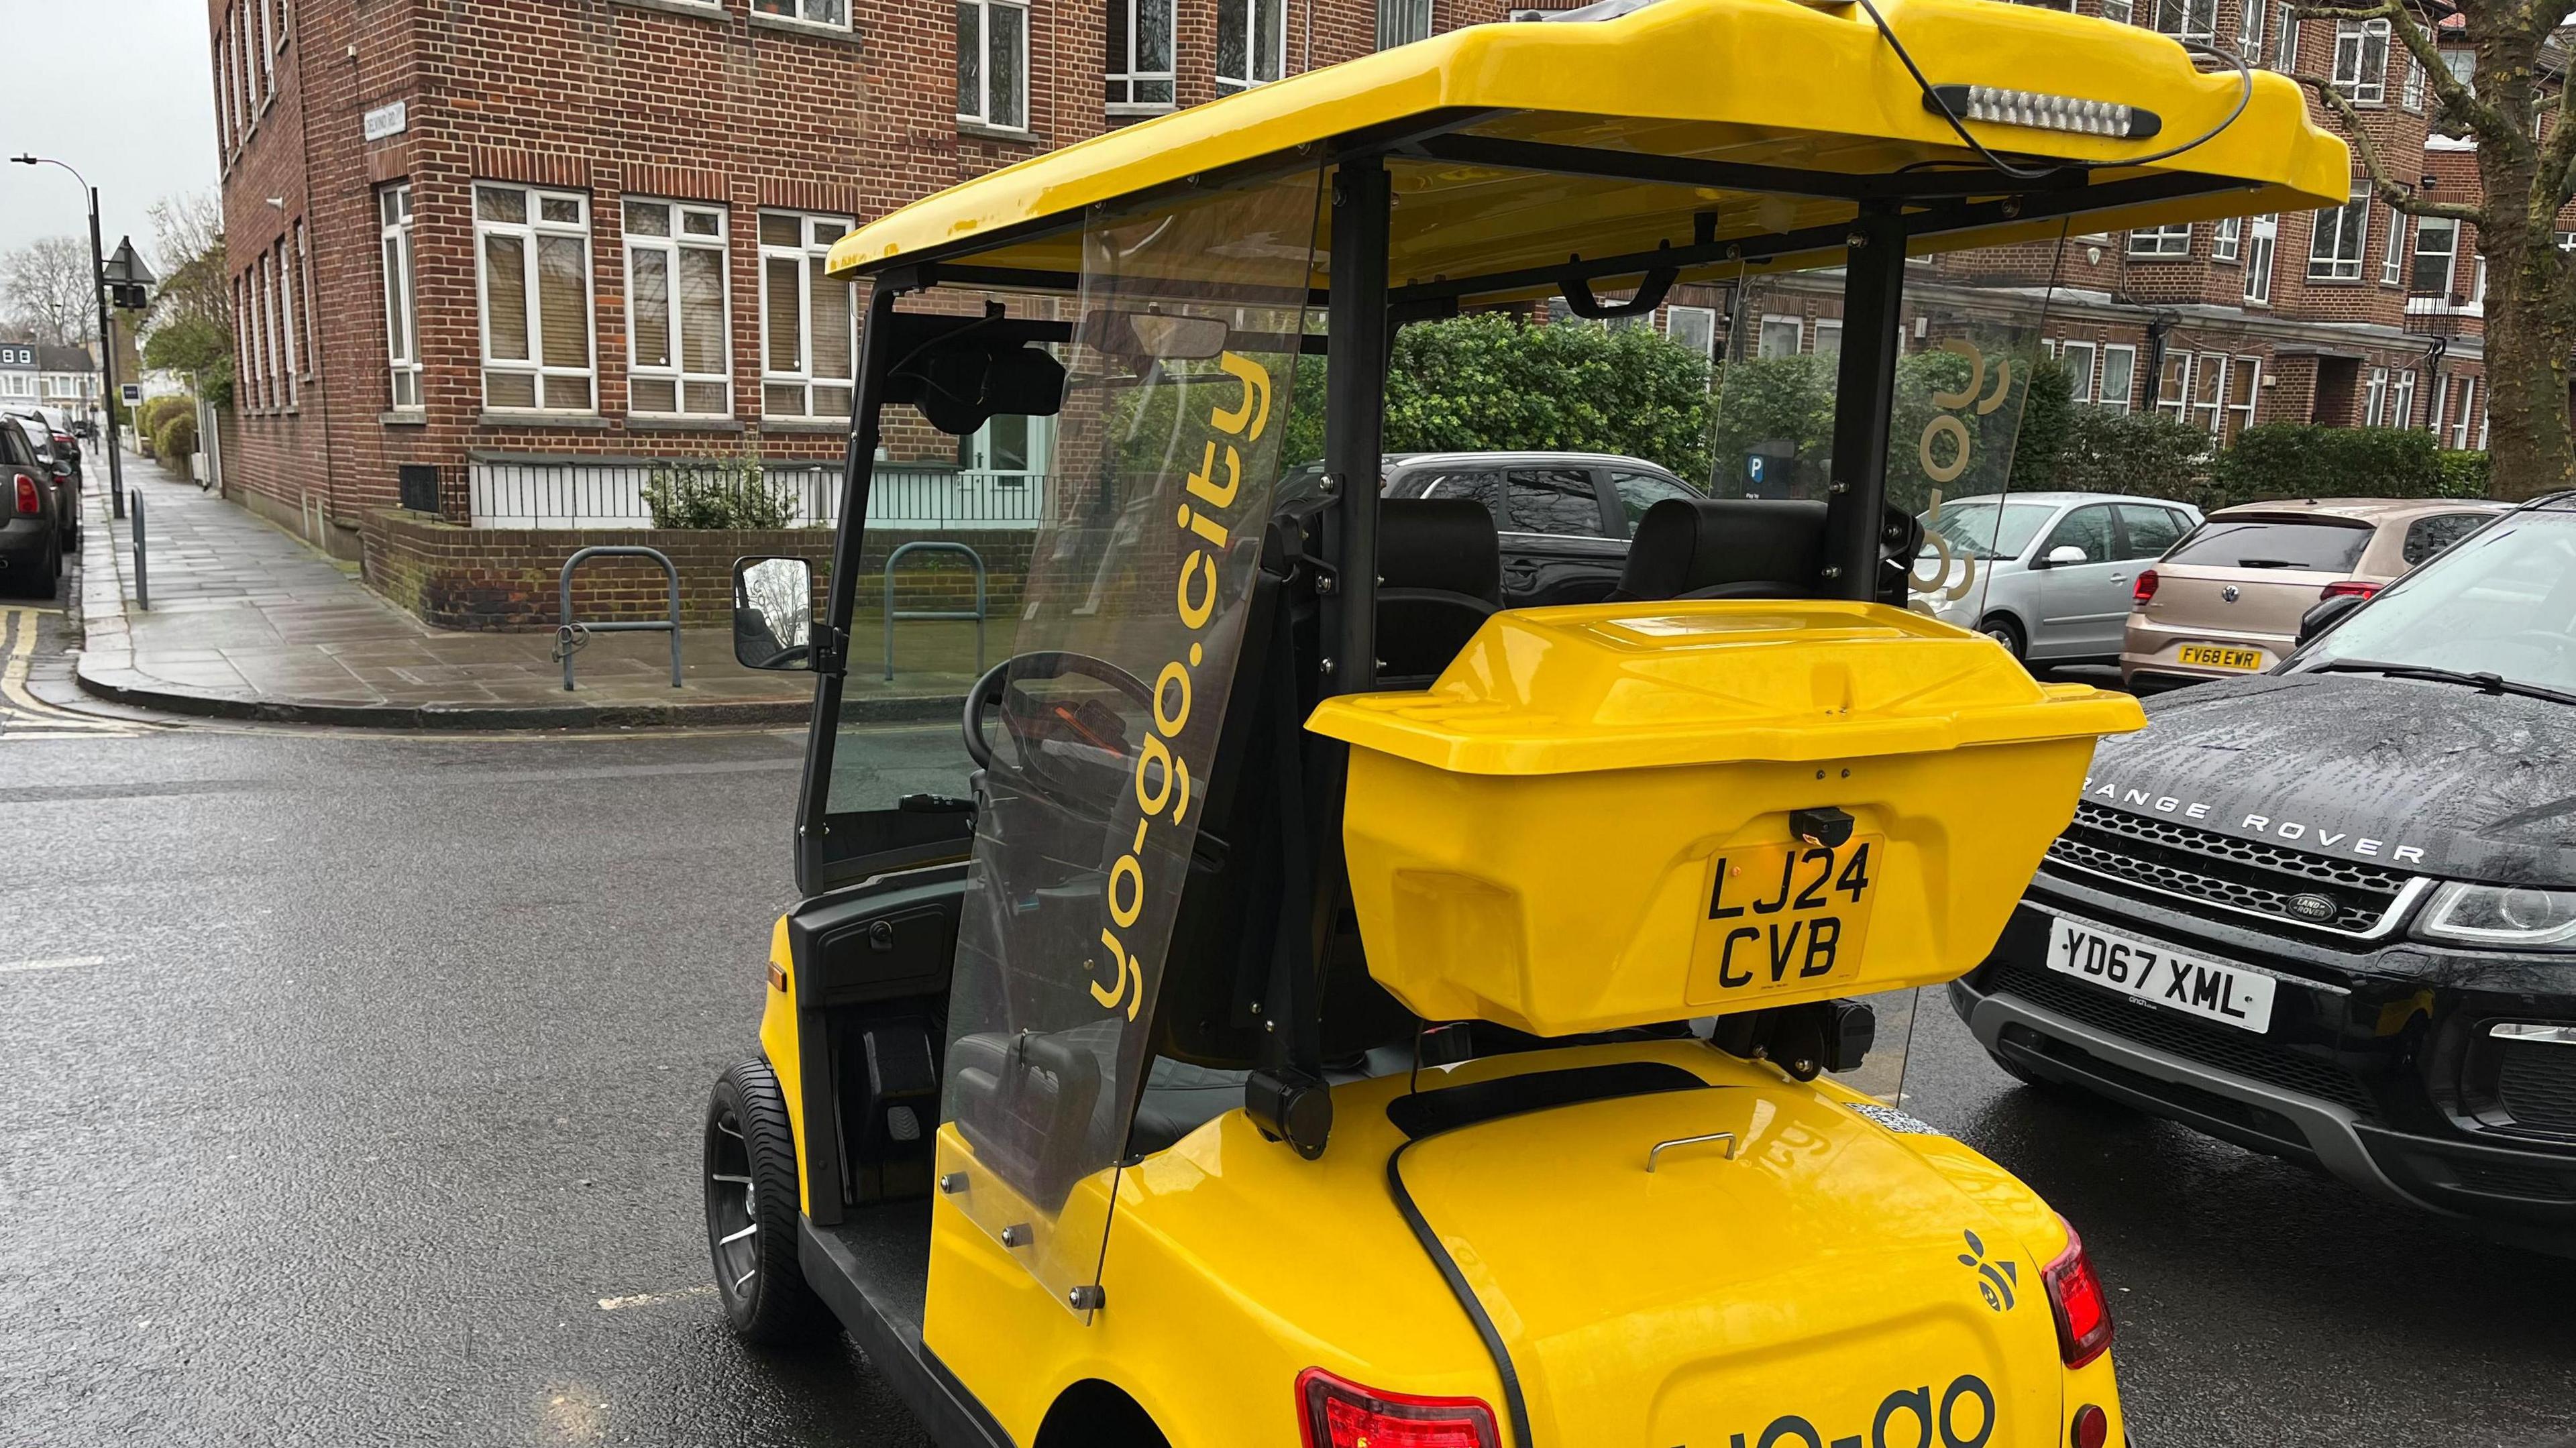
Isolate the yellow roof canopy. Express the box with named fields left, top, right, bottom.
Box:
left=829, top=0, right=2349, bottom=304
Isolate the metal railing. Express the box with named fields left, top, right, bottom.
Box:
left=468, top=458, right=1049, bottom=531
left=883, top=541, right=987, bottom=681
left=555, top=545, right=682, bottom=691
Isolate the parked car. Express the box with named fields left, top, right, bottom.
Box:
left=7, top=405, right=83, bottom=481
left=1917, top=492, right=2204, bottom=663
left=3, top=413, right=79, bottom=553
left=1286, top=451, right=1707, bottom=608
left=2121, top=497, right=2507, bottom=688
left=0, top=414, right=68, bottom=596
left=1951, top=492, right=2576, bottom=1245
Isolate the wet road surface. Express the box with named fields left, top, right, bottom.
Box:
left=0, top=718, right=2566, bottom=1446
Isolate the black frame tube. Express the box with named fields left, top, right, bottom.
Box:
left=1821, top=208, right=1910, bottom=601
left=795, top=281, right=906, bottom=899
left=1322, top=156, right=1391, bottom=691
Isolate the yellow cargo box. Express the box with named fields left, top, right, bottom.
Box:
left=1305, top=601, right=2146, bottom=1036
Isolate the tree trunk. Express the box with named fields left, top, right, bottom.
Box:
left=2474, top=149, right=2576, bottom=500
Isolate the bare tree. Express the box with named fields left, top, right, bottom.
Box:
left=0, top=235, right=99, bottom=348
left=2297, top=0, right=2572, bottom=497
left=144, top=190, right=229, bottom=333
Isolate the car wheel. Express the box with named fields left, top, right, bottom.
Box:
left=704, top=1060, right=837, bottom=1345
left=1978, top=614, right=2027, bottom=659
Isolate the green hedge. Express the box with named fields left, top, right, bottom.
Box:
left=2204, top=424, right=2463, bottom=509
left=154, top=412, right=198, bottom=464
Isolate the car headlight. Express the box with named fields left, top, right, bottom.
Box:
left=2416, top=882, right=2576, bottom=949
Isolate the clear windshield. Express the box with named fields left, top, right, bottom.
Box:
left=936, top=170, right=1323, bottom=1313
left=1709, top=239, right=2062, bottom=1109
left=2294, top=508, right=2576, bottom=693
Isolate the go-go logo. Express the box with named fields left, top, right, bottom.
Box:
left=1087, top=350, right=1272, bottom=1023
left=1906, top=338, right=2017, bottom=611
left=1723, top=1373, right=1998, bottom=1448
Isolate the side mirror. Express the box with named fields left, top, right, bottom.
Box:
left=733, top=556, right=816, bottom=671
left=2296, top=592, right=2368, bottom=647
left=2040, top=544, right=2089, bottom=567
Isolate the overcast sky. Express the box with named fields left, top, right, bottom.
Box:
left=0, top=0, right=218, bottom=274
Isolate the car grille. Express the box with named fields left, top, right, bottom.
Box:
left=2041, top=802, right=2414, bottom=939
left=1989, top=960, right=2378, bottom=1118
left=2447, top=1160, right=2576, bottom=1202
left=2499, top=1040, right=2576, bottom=1137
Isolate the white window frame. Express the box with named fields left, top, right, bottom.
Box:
left=2402, top=57, right=2424, bottom=111
left=473, top=182, right=597, bottom=414
left=751, top=0, right=851, bottom=28
left=2224, top=355, right=2261, bottom=439
left=297, top=220, right=317, bottom=382
left=2449, top=376, right=2477, bottom=449
left=2060, top=339, right=2098, bottom=403
left=2098, top=344, right=2137, bottom=414
left=2334, top=19, right=2390, bottom=105
left=2152, top=0, right=2215, bottom=42
left=1216, top=0, right=1289, bottom=95
left=2191, top=351, right=2228, bottom=435
left=380, top=183, right=421, bottom=410
left=1379, top=0, right=1433, bottom=48
left=2309, top=189, right=2369, bottom=281
left=2412, top=215, right=2458, bottom=296
left=623, top=199, right=733, bottom=420
left=2244, top=213, right=2277, bottom=305
left=2478, top=394, right=2489, bottom=449
left=1108, top=0, right=1177, bottom=113
left=2241, top=0, right=2263, bottom=59
left=2443, top=48, right=2476, bottom=94
left=1664, top=304, right=1717, bottom=359
left=2363, top=366, right=2388, bottom=427
left=2269, top=4, right=2298, bottom=71
left=2213, top=215, right=2242, bottom=262
left=2156, top=350, right=2192, bottom=417
left=957, top=0, right=1030, bottom=129
left=2100, top=0, right=2133, bottom=23
left=2381, top=205, right=2405, bottom=286
left=2129, top=223, right=2192, bottom=258
left=2428, top=373, right=2449, bottom=436
left=257, top=0, right=274, bottom=91
left=276, top=237, right=297, bottom=406
left=759, top=211, right=857, bottom=420
left=2391, top=368, right=2416, bottom=429
left=1813, top=317, right=1843, bottom=357
left=1758, top=315, right=1803, bottom=359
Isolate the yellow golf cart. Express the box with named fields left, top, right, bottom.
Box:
left=706, top=3, right=2345, bottom=1445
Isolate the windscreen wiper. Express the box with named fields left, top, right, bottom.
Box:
left=2304, top=659, right=2576, bottom=708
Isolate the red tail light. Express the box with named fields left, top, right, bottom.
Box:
left=2131, top=569, right=2157, bottom=604
left=2320, top=579, right=2379, bottom=601
left=2043, top=1220, right=2114, bottom=1369
left=1298, top=1369, right=1499, bottom=1448
left=12, top=473, right=38, bottom=515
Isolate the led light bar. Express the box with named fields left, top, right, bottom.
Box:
left=1927, top=84, right=2161, bottom=140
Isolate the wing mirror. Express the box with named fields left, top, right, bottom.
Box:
left=2035, top=544, right=2088, bottom=568
left=733, top=555, right=816, bottom=671
left=2296, top=592, right=2368, bottom=647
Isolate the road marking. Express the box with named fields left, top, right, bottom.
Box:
left=0, top=954, right=110, bottom=975
left=596, top=1284, right=715, bottom=1312
left=0, top=607, right=141, bottom=734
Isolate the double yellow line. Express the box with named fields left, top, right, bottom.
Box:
left=0, top=606, right=142, bottom=736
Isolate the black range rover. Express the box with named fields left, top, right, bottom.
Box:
left=1951, top=494, right=2576, bottom=1245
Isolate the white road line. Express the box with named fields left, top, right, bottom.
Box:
left=596, top=1284, right=715, bottom=1312
left=0, top=954, right=111, bottom=975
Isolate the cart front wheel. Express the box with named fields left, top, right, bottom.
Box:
left=704, top=1060, right=836, bottom=1345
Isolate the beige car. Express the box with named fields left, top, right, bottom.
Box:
left=2122, top=497, right=2508, bottom=687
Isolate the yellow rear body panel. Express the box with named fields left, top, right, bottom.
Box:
left=921, top=1041, right=2125, bottom=1447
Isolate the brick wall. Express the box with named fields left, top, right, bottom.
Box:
left=364, top=512, right=1034, bottom=630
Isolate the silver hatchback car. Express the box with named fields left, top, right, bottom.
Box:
left=1917, top=492, right=2204, bottom=663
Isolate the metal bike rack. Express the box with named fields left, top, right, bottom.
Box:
left=883, top=541, right=986, bottom=681
left=129, top=486, right=148, bottom=610
left=556, top=545, right=682, bottom=691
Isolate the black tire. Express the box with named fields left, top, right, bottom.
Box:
left=1977, top=614, right=2026, bottom=659
left=705, top=1060, right=837, bottom=1345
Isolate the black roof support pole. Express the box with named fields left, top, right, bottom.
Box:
left=1821, top=206, right=1909, bottom=602
left=1323, top=154, right=1391, bottom=691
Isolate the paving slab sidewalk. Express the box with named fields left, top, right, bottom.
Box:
left=74, top=454, right=979, bottom=729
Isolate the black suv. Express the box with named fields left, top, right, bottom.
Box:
left=1951, top=494, right=2576, bottom=1245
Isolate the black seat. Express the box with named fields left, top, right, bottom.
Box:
left=1611, top=496, right=1829, bottom=601
left=1377, top=497, right=1502, bottom=684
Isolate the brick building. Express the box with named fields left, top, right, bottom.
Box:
left=205, top=0, right=1529, bottom=622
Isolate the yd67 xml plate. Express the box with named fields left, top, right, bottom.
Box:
left=1688, top=836, right=1880, bottom=1004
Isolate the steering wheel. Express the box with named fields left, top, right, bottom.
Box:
left=747, top=643, right=810, bottom=669
left=963, top=653, right=1160, bottom=822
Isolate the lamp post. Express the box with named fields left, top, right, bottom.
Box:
left=10, top=154, right=151, bottom=520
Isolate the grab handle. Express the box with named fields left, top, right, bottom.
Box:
left=1646, top=1131, right=1737, bottom=1172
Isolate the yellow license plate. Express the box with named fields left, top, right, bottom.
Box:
left=2176, top=644, right=2265, bottom=671
left=1688, top=835, right=1880, bottom=1004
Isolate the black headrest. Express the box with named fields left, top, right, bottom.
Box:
left=1379, top=498, right=1501, bottom=605
left=1617, top=498, right=1828, bottom=600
